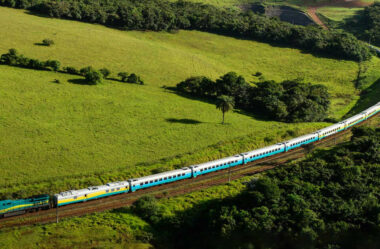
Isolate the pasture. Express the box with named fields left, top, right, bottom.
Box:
left=0, top=6, right=379, bottom=196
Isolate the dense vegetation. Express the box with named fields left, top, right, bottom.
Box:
left=177, top=72, right=330, bottom=122
left=344, top=3, right=380, bottom=47
left=132, top=126, right=380, bottom=249
left=0, top=0, right=371, bottom=61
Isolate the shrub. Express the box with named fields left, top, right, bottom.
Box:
left=63, top=66, right=80, bottom=75
left=42, top=39, right=54, bottom=46
left=46, top=60, right=61, bottom=71
left=118, top=72, right=129, bottom=82
left=84, top=69, right=102, bottom=85
left=99, top=68, right=111, bottom=78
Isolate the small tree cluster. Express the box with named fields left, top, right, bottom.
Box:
left=176, top=72, right=330, bottom=123
left=0, top=49, right=61, bottom=71
left=118, top=72, right=144, bottom=84
left=80, top=66, right=102, bottom=85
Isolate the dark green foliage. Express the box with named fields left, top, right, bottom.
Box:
left=149, top=127, right=380, bottom=249
left=132, top=196, right=163, bottom=224
left=347, top=3, right=380, bottom=47
left=84, top=68, right=102, bottom=85
left=176, top=72, right=330, bottom=122
left=252, top=80, right=330, bottom=122
left=46, top=60, right=60, bottom=71
left=0, top=48, right=60, bottom=71
left=0, top=0, right=371, bottom=61
left=118, top=72, right=129, bottom=82
left=63, top=66, right=80, bottom=75
left=42, top=38, right=54, bottom=46
left=117, top=72, right=144, bottom=84
left=99, top=68, right=111, bottom=78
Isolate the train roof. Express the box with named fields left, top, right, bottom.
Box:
left=129, top=167, right=192, bottom=182
left=191, top=154, right=243, bottom=168
left=242, top=143, right=284, bottom=157
left=56, top=181, right=129, bottom=197
left=284, top=133, right=317, bottom=144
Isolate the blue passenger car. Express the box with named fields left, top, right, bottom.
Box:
left=241, top=143, right=285, bottom=164
left=128, top=167, right=192, bottom=192
left=190, top=154, right=243, bottom=177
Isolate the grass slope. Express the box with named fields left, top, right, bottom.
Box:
left=0, top=66, right=324, bottom=193
left=0, top=6, right=378, bottom=196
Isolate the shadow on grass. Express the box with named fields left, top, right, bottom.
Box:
left=34, top=43, right=49, bottom=46
left=345, top=78, right=380, bottom=117
left=166, top=118, right=203, bottom=124
left=68, top=78, right=93, bottom=85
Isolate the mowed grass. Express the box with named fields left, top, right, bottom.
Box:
left=0, top=66, right=325, bottom=190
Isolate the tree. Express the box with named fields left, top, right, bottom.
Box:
left=118, top=72, right=129, bottom=82
left=42, top=39, right=54, bottom=46
left=99, top=68, right=111, bottom=78
left=84, top=69, right=102, bottom=85
left=46, top=60, right=60, bottom=71
left=216, top=95, right=234, bottom=124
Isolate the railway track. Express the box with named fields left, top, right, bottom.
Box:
left=1, top=113, right=379, bottom=229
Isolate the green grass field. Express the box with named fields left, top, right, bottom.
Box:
left=316, top=7, right=362, bottom=22
left=0, top=6, right=379, bottom=197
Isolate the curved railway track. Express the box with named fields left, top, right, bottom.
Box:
left=1, top=113, right=379, bottom=229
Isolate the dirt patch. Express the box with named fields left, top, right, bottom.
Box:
left=307, top=7, right=328, bottom=29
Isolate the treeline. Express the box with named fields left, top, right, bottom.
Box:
left=133, top=126, right=380, bottom=249
left=0, top=0, right=372, bottom=61
left=0, top=48, right=144, bottom=85
left=358, top=3, right=380, bottom=47
left=176, top=72, right=330, bottom=122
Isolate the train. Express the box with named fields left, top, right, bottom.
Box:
left=1, top=102, right=380, bottom=218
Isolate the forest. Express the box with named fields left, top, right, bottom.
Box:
left=176, top=72, right=330, bottom=122
left=132, top=126, right=380, bottom=249
left=0, top=0, right=372, bottom=61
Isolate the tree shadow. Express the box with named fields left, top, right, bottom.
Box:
left=67, top=78, right=93, bottom=85
left=166, top=118, right=203, bottom=124
left=34, top=43, right=49, bottom=46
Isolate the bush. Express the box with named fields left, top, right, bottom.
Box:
left=118, top=72, right=129, bottom=82
left=63, top=66, right=80, bottom=75
left=46, top=60, right=60, bottom=71
left=42, top=39, right=54, bottom=46
left=84, top=69, right=102, bottom=85
left=99, top=68, right=111, bottom=78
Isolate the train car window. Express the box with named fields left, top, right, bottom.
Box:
left=164, top=177, right=167, bottom=180
left=140, top=183, right=143, bottom=186
left=169, top=176, right=172, bottom=179
left=74, top=196, right=77, bottom=199
left=111, top=189, right=114, bottom=191
left=145, top=181, right=148, bottom=184
left=150, top=180, right=153, bottom=183
left=154, top=179, right=158, bottom=182
left=106, top=190, right=109, bottom=193
left=117, top=188, right=120, bottom=190
left=159, top=178, right=163, bottom=181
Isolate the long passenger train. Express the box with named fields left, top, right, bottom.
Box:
left=1, top=102, right=380, bottom=218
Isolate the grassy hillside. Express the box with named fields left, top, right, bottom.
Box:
left=0, top=7, right=368, bottom=114
left=0, top=6, right=379, bottom=196
left=0, top=66, right=325, bottom=196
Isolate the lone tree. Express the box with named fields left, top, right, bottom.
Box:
left=42, top=39, right=54, bottom=46
left=216, top=95, right=234, bottom=124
